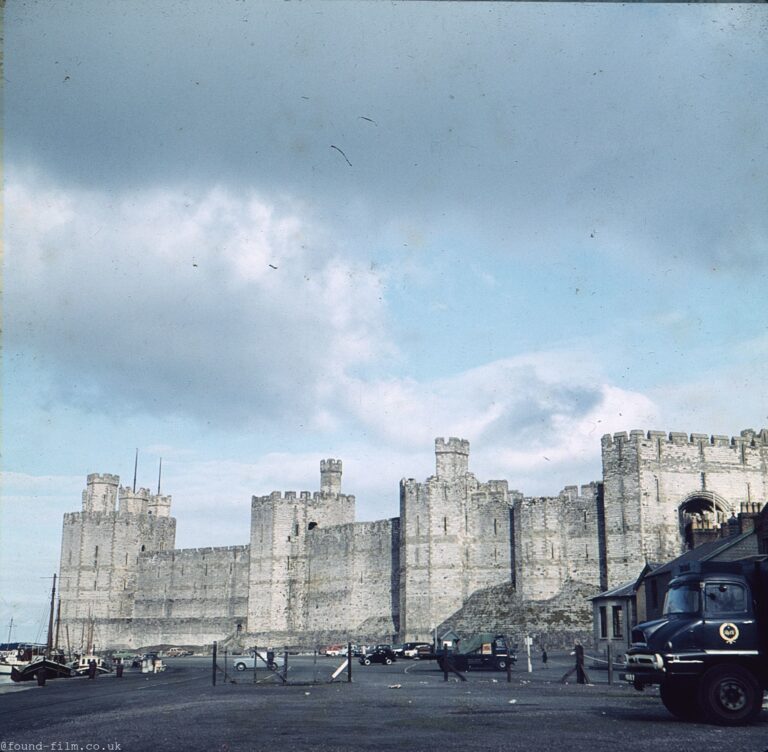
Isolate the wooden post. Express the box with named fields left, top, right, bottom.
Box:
left=443, top=644, right=449, bottom=682
left=347, top=642, right=352, bottom=683
left=253, top=645, right=258, bottom=684
left=607, top=643, right=614, bottom=685
left=223, top=649, right=228, bottom=683
left=283, top=649, right=289, bottom=682
left=212, top=642, right=217, bottom=686
left=506, top=647, right=512, bottom=683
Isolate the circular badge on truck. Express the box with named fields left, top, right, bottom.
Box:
left=719, top=622, right=739, bottom=644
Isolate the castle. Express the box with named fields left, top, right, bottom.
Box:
left=57, top=428, right=768, bottom=650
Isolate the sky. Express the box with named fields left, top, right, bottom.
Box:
left=2, top=1, right=767, bottom=642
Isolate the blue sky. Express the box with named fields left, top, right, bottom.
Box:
left=2, top=1, right=767, bottom=641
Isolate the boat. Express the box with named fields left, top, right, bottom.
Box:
left=10, top=655, right=74, bottom=682
left=10, top=575, right=75, bottom=683
left=0, top=643, right=47, bottom=675
left=68, top=654, right=113, bottom=676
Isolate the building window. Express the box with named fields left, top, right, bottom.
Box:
left=612, top=605, right=623, bottom=638
left=599, top=607, right=607, bottom=638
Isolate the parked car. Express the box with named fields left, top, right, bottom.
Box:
left=323, top=644, right=347, bottom=657
left=359, top=647, right=397, bottom=666
left=232, top=652, right=278, bottom=671
left=402, top=642, right=433, bottom=659
left=166, top=647, right=192, bottom=657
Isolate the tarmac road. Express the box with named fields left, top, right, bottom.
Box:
left=0, top=653, right=766, bottom=752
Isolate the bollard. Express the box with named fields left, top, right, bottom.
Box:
left=212, top=641, right=217, bottom=686
left=442, top=645, right=449, bottom=682
left=223, top=649, right=228, bottom=684
left=607, top=643, right=613, bottom=686
left=506, top=651, right=512, bottom=683
left=283, top=649, right=289, bottom=682
left=347, top=642, right=352, bottom=683
left=253, top=644, right=258, bottom=684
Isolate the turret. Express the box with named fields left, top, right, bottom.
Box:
left=118, top=486, right=150, bottom=515
left=147, top=493, right=172, bottom=518
left=82, top=473, right=119, bottom=514
left=435, top=437, right=470, bottom=479
left=320, top=459, right=342, bottom=495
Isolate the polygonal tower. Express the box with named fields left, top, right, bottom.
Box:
left=58, top=473, right=176, bottom=650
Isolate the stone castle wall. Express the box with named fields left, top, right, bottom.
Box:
left=512, top=483, right=602, bottom=602
left=58, top=428, right=768, bottom=650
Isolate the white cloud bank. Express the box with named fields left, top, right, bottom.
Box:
left=5, top=168, right=393, bottom=428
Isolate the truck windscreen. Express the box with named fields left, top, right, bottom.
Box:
left=663, top=584, right=700, bottom=615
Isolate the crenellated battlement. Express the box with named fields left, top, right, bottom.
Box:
left=602, top=428, right=768, bottom=449
left=435, top=437, right=470, bottom=453
left=252, top=490, right=356, bottom=505
left=87, top=473, right=120, bottom=486
left=435, top=436, right=470, bottom=479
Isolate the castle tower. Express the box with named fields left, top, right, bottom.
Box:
left=59, top=473, right=176, bottom=648
left=320, top=459, right=342, bottom=495
left=82, top=473, right=119, bottom=514
left=147, top=493, right=172, bottom=518
left=601, top=428, right=768, bottom=587
left=399, top=438, right=511, bottom=641
left=118, top=486, right=150, bottom=515
left=435, top=437, right=470, bottom=479
left=247, top=458, right=355, bottom=641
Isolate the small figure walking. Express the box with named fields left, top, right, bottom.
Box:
left=541, top=648, right=548, bottom=668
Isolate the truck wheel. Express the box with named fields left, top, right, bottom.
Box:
left=384, top=658, right=392, bottom=665
left=697, top=665, right=762, bottom=725
left=496, top=659, right=508, bottom=671
left=659, top=679, right=699, bottom=721
left=235, top=662, right=246, bottom=672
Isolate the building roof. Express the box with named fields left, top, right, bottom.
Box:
left=589, top=579, right=638, bottom=601
left=647, top=531, right=754, bottom=578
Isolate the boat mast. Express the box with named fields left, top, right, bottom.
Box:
left=54, top=597, right=62, bottom=652
left=45, top=574, right=57, bottom=656
left=7, top=616, right=13, bottom=644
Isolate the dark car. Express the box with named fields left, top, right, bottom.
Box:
left=359, top=647, right=397, bottom=666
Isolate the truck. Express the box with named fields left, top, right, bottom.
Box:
left=624, top=558, right=768, bottom=725
left=436, top=633, right=516, bottom=672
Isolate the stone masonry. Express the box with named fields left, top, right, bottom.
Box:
left=57, top=428, right=768, bottom=650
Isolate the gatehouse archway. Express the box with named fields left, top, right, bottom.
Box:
left=678, top=492, right=732, bottom=549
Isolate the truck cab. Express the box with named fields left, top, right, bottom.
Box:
left=625, top=559, right=767, bottom=725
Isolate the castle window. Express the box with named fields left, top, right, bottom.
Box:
left=124, top=553, right=128, bottom=565
left=295, top=524, right=299, bottom=536
left=204, top=565, right=208, bottom=576
left=493, top=519, right=497, bottom=536
left=308, top=521, right=318, bottom=530
left=443, top=517, right=447, bottom=534
left=140, top=545, right=145, bottom=552
left=68, top=551, right=72, bottom=565
left=94, top=545, right=99, bottom=559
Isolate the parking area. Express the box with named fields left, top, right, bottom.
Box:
left=0, top=654, right=765, bottom=751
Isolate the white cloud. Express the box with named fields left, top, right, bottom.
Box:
left=5, top=169, right=393, bottom=428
